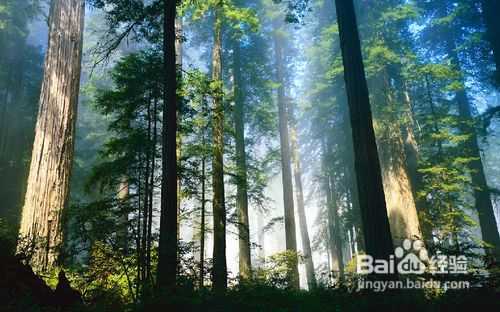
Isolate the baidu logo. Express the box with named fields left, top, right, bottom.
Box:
left=394, top=239, right=428, bottom=274
left=357, top=239, right=466, bottom=275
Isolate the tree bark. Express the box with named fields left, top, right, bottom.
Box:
left=400, top=85, right=430, bottom=242
left=273, top=29, right=300, bottom=289
left=17, top=0, right=85, bottom=271
left=157, top=0, right=178, bottom=291
left=333, top=0, right=394, bottom=264
left=232, top=41, right=252, bottom=280
left=288, top=101, right=316, bottom=289
left=211, top=4, right=227, bottom=293
left=371, top=73, right=423, bottom=246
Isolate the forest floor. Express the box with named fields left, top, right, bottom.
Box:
left=2, top=253, right=500, bottom=312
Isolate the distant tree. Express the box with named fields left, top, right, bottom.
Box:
left=0, top=0, right=43, bottom=228
left=417, top=0, right=500, bottom=262
left=232, top=38, right=252, bottom=280
left=288, top=100, right=316, bottom=289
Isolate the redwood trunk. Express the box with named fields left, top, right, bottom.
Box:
left=333, top=0, right=394, bottom=264
left=288, top=101, right=316, bottom=289
left=211, top=4, right=227, bottom=292
left=233, top=41, right=252, bottom=280
left=157, top=0, right=178, bottom=290
left=273, top=29, right=300, bottom=289
left=447, top=37, right=500, bottom=261
left=17, top=0, right=85, bottom=271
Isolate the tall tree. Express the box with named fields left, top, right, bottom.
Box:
left=333, top=0, right=394, bottom=263
left=273, top=26, right=300, bottom=289
left=447, top=39, right=500, bottom=260
left=418, top=0, right=500, bottom=260
left=157, top=0, right=178, bottom=290
left=17, top=0, right=85, bottom=271
left=233, top=40, right=252, bottom=280
left=288, top=100, right=316, bottom=289
left=211, top=1, right=228, bottom=293
left=175, top=15, right=183, bottom=240
left=357, top=1, right=423, bottom=245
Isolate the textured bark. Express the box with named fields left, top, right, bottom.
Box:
left=400, top=87, right=430, bottom=239
left=288, top=101, right=316, bottom=289
left=372, top=75, right=423, bottom=246
left=334, top=0, right=394, bottom=264
left=273, top=29, right=300, bottom=289
left=157, top=0, right=178, bottom=290
left=233, top=42, right=252, bottom=280
left=17, top=0, right=85, bottom=271
left=378, top=131, right=422, bottom=246
left=211, top=5, right=227, bottom=292
left=481, top=0, right=500, bottom=85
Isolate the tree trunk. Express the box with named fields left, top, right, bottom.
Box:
left=175, top=16, right=183, bottom=240
left=447, top=37, right=500, bottom=261
left=328, top=175, right=345, bottom=282
left=400, top=85, right=430, bottom=242
left=17, top=0, right=85, bottom=271
left=257, top=209, right=265, bottom=267
left=371, top=73, right=423, bottom=246
left=117, top=177, right=129, bottom=252
left=233, top=41, right=252, bottom=280
left=199, top=154, right=206, bottom=288
left=481, top=0, right=500, bottom=85
left=333, top=0, right=394, bottom=264
left=146, top=96, right=158, bottom=283
left=211, top=4, right=227, bottom=293
left=273, top=29, right=300, bottom=289
left=141, top=98, right=152, bottom=287
left=322, top=140, right=344, bottom=282
left=288, top=101, right=316, bottom=289
left=157, top=0, right=178, bottom=291
left=457, top=90, right=500, bottom=260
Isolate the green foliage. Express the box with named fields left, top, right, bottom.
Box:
left=253, top=251, right=300, bottom=289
